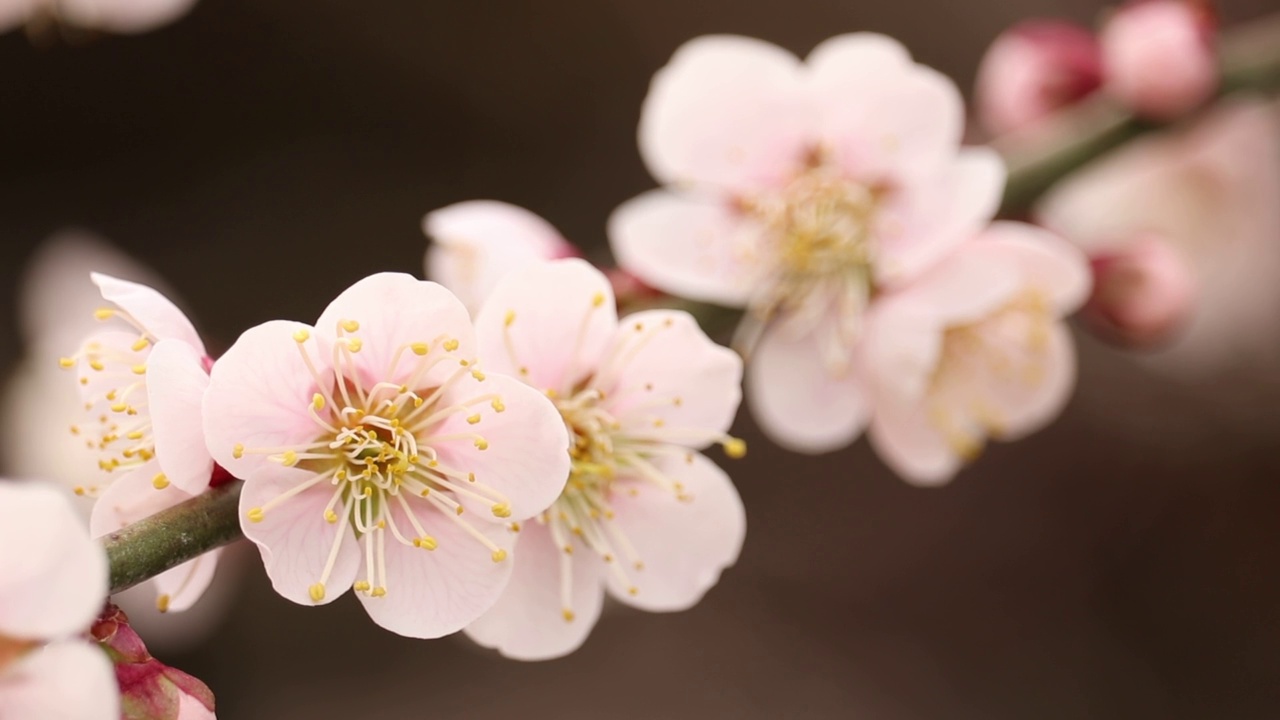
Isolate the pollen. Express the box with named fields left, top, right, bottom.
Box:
left=443, top=339, right=459, bottom=352
left=324, top=509, right=338, bottom=524
left=308, top=583, right=326, bottom=603
left=246, top=507, right=265, bottom=523
left=491, top=398, right=505, bottom=412
left=353, top=581, right=371, bottom=593
left=151, top=473, right=170, bottom=490
left=344, top=338, right=363, bottom=353
left=491, top=503, right=512, bottom=519
left=292, top=328, right=311, bottom=343
left=562, top=609, right=576, bottom=622
left=474, top=437, right=489, bottom=450
left=340, top=319, right=360, bottom=332
left=233, top=443, right=245, bottom=459
left=156, top=594, right=171, bottom=613
left=491, top=549, right=508, bottom=563
left=94, top=308, right=115, bottom=321
left=504, top=310, right=516, bottom=327
left=471, top=369, right=486, bottom=381
left=281, top=450, right=299, bottom=467
left=58, top=357, right=75, bottom=369
left=723, top=438, right=747, bottom=459
left=132, top=364, right=147, bottom=375
left=370, top=587, right=387, bottom=598
left=592, top=292, right=605, bottom=307
left=131, top=337, right=150, bottom=352
left=411, top=342, right=429, bottom=356
left=413, top=536, right=439, bottom=551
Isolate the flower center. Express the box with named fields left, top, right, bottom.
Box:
left=238, top=320, right=515, bottom=603
left=927, top=290, right=1055, bottom=460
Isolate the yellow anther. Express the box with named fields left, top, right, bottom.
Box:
left=544, top=388, right=558, bottom=399
left=58, top=357, right=76, bottom=369
left=126, top=430, right=144, bottom=440
left=653, top=419, right=665, bottom=428
left=491, top=549, right=508, bottom=563
left=633, top=322, right=644, bottom=332
left=509, top=522, right=521, bottom=533
left=94, top=308, right=115, bottom=321
left=455, top=506, right=464, bottom=516
left=89, top=360, right=105, bottom=372
left=308, top=583, right=325, bottom=602
left=628, top=586, right=639, bottom=596
left=474, top=438, right=489, bottom=451
left=354, top=581, right=371, bottom=592
left=324, top=510, right=338, bottom=524
left=443, top=339, right=459, bottom=352
left=340, top=319, right=359, bottom=332
left=152, top=473, right=170, bottom=490
left=233, top=443, right=245, bottom=459
left=246, top=507, right=265, bottom=523
left=312, top=393, right=325, bottom=410
left=562, top=609, right=576, bottom=622
left=723, top=438, right=747, bottom=459
left=466, top=414, right=482, bottom=425
left=471, top=369, right=486, bottom=381
left=673, top=397, right=683, bottom=407
left=156, top=594, right=171, bottom=613
left=634, top=561, right=645, bottom=570
left=280, top=450, right=299, bottom=467
left=69, top=425, right=81, bottom=436
left=563, top=545, right=574, bottom=554
left=131, top=337, right=150, bottom=352
left=110, top=403, right=128, bottom=413
left=504, top=310, right=516, bottom=327
left=592, top=292, right=605, bottom=307
left=371, top=587, right=387, bottom=598
left=491, top=503, right=512, bottom=519
left=490, top=398, right=505, bottom=412
left=411, top=342, right=429, bottom=356
left=292, top=328, right=310, bottom=343
left=467, top=472, right=476, bottom=482
left=344, top=338, right=363, bottom=353
left=415, top=536, right=438, bottom=551
left=519, top=366, right=529, bottom=376
left=73, top=486, right=87, bottom=496
left=132, top=364, right=147, bottom=375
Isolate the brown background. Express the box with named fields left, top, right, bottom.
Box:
left=2, top=0, right=1280, bottom=717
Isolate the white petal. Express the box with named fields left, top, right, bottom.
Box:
left=147, top=339, right=213, bottom=495
left=0, top=640, right=119, bottom=720
left=57, top=0, right=196, bottom=33
left=91, top=273, right=204, bottom=354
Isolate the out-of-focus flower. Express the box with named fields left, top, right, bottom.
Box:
left=63, top=273, right=220, bottom=614
left=91, top=605, right=215, bottom=720
left=1100, top=0, right=1217, bottom=120
left=0, top=481, right=118, bottom=720
left=1036, top=99, right=1280, bottom=376
left=864, top=223, right=1091, bottom=485
left=424, top=200, right=579, bottom=315
left=0, top=0, right=196, bottom=35
left=463, top=259, right=745, bottom=660
left=975, top=20, right=1104, bottom=136
left=203, top=272, right=569, bottom=639
left=1084, top=234, right=1197, bottom=348
left=610, top=33, right=1004, bottom=454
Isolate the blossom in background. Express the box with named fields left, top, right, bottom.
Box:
left=203, top=272, right=570, bottom=638
left=1100, top=0, right=1217, bottom=120
left=63, top=272, right=220, bottom=615
left=463, top=259, right=745, bottom=660
left=862, top=223, right=1090, bottom=484
left=424, top=200, right=579, bottom=314
left=0, top=0, right=196, bottom=35
left=0, top=481, right=117, bottom=720
left=1084, top=234, right=1197, bottom=348
left=974, top=20, right=1103, bottom=136
left=610, top=33, right=1004, bottom=454
left=91, top=606, right=216, bottom=720
left=1036, top=99, right=1280, bottom=376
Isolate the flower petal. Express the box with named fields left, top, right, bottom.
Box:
left=314, top=273, right=477, bottom=390
left=356, top=499, right=514, bottom=639
left=604, top=453, right=745, bottom=611
left=599, top=310, right=743, bottom=447
left=202, top=320, right=328, bottom=479
left=147, top=339, right=213, bottom=495
left=0, top=640, right=119, bottom=720
left=91, top=273, right=204, bottom=354
left=464, top=522, right=605, bottom=661
left=639, top=35, right=808, bottom=191
left=429, top=372, right=570, bottom=521
left=0, top=483, right=107, bottom=640
left=150, top=550, right=221, bottom=615
left=424, top=200, right=575, bottom=313
left=746, top=324, right=869, bottom=454
left=239, top=469, right=360, bottom=607
left=473, top=258, right=617, bottom=394
left=57, top=0, right=196, bottom=33
left=868, top=388, right=962, bottom=486
left=608, top=189, right=764, bottom=307
left=976, top=222, right=1092, bottom=315
left=981, top=322, right=1078, bottom=440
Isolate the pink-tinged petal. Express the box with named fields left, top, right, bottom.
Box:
left=149, top=550, right=221, bottom=615
left=0, top=640, right=119, bottom=720
left=861, top=304, right=943, bottom=405
left=1101, top=0, right=1217, bottom=121
left=424, top=201, right=576, bottom=314
left=975, top=222, right=1092, bottom=315
left=982, top=323, right=1078, bottom=440
left=239, top=469, right=360, bottom=607
left=314, top=273, right=477, bottom=390
left=356, top=500, right=514, bottom=639
left=430, top=372, right=570, bottom=521
left=868, top=390, right=961, bottom=486
left=473, top=259, right=617, bottom=393
left=57, top=0, right=196, bottom=33
left=202, top=320, right=327, bottom=478
left=880, top=240, right=1024, bottom=330
left=747, top=323, right=868, bottom=454
left=806, top=32, right=913, bottom=82
left=600, top=310, right=743, bottom=446
left=974, top=20, right=1103, bottom=136
left=0, top=483, right=107, bottom=640
left=639, top=35, right=809, bottom=191
left=609, top=189, right=765, bottom=307
left=147, top=339, right=213, bottom=495
left=175, top=689, right=217, bottom=720
left=0, top=0, right=36, bottom=34
left=91, top=273, right=204, bottom=354
left=464, top=522, right=605, bottom=661
left=1085, top=234, right=1197, bottom=348
left=605, top=453, right=745, bottom=611
left=74, top=329, right=148, bottom=405
left=877, top=148, right=1006, bottom=285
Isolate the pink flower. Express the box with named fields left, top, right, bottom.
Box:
left=202, top=272, right=570, bottom=639
left=0, top=481, right=118, bottom=720
left=864, top=223, right=1091, bottom=485
left=974, top=20, right=1104, bottom=136
left=424, top=200, right=579, bottom=314
left=1100, top=0, right=1217, bottom=120
left=462, top=259, right=746, bottom=660
left=1036, top=99, right=1280, bottom=376
left=1085, top=234, right=1197, bottom=348
left=92, top=605, right=216, bottom=720
left=609, top=34, right=1005, bottom=454
left=0, top=0, right=196, bottom=34
left=60, top=273, right=221, bottom=615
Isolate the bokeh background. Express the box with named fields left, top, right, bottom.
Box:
left=3, top=0, right=1280, bottom=717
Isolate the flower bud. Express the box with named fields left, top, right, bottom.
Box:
left=975, top=20, right=1103, bottom=136
left=1084, top=234, right=1197, bottom=348
left=1101, top=0, right=1217, bottom=120
left=92, top=605, right=217, bottom=720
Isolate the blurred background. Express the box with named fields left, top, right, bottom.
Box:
left=3, top=0, right=1280, bottom=717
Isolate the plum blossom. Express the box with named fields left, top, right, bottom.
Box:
left=60, top=273, right=220, bottom=614
left=1100, top=0, right=1217, bottom=120
left=0, top=0, right=196, bottom=35
left=864, top=223, right=1091, bottom=485
left=1036, top=98, right=1280, bottom=376
left=0, top=481, right=118, bottom=720
left=610, top=33, right=1005, bottom=454
left=424, top=200, right=578, bottom=314
left=1084, top=234, right=1197, bottom=348
left=974, top=20, right=1103, bottom=136
left=463, top=259, right=746, bottom=660
left=203, top=272, right=570, bottom=638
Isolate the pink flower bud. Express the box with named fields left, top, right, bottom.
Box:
left=1085, top=234, right=1198, bottom=348
left=975, top=20, right=1103, bottom=136
left=92, top=605, right=217, bottom=720
left=1101, top=0, right=1217, bottom=120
